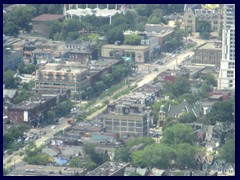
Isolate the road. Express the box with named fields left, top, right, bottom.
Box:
left=3, top=116, right=72, bottom=169
left=4, top=37, right=205, bottom=172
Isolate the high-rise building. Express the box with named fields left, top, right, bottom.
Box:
left=218, top=4, right=235, bottom=89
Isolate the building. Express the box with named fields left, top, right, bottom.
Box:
left=101, top=44, right=149, bottom=63
left=145, top=24, right=175, bottom=46
left=218, top=4, right=235, bottom=89
left=3, top=36, right=24, bottom=70
left=158, top=105, right=166, bottom=127
left=65, top=40, right=98, bottom=63
left=103, top=106, right=148, bottom=138
left=193, top=42, right=222, bottom=66
left=35, top=63, right=90, bottom=96
left=31, top=14, right=65, bottom=36
left=86, top=161, right=129, bottom=176
left=183, top=4, right=223, bottom=33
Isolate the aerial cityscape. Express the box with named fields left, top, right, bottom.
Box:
left=3, top=4, right=235, bottom=176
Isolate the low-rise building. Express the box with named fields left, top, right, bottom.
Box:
left=32, top=14, right=65, bottom=36
left=193, top=42, right=222, bottom=66
left=101, top=44, right=149, bottom=63
left=86, top=161, right=129, bottom=176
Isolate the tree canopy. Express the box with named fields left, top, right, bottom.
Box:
left=220, top=138, right=235, bottom=163
left=124, top=34, right=141, bottom=45
left=4, top=70, right=20, bottom=89
left=206, top=99, right=234, bottom=125
left=162, top=123, right=196, bottom=145
left=196, top=20, right=211, bottom=39
left=163, top=76, right=191, bottom=98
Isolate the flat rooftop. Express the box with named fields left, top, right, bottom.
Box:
left=32, top=14, right=65, bottom=21
left=102, top=44, right=149, bottom=50
left=198, top=42, right=222, bottom=50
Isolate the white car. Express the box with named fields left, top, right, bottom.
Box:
left=51, top=126, right=56, bottom=129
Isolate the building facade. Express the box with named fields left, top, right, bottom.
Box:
left=218, top=4, right=235, bottom=89
left=35, top=63, right=90, bottom=96
left=102, top=104, right=148, bottom=138
left=183, top=4, right=223, bottom=33
left=193, top=42, right=222, bottom=66
left=101, top=44, right=149, bottom=63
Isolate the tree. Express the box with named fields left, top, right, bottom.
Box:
left=178, top=112, right=197, bottom=123
left=131, top=143, right=176, bottom=169
left=124, top=34, right=141, bottom=45
left=114, top=147, right=130, bottom=162
left=202, top=73, right=217, bottom=87
left=12, top=90, right=33, bottom=104
left=4, top=70, right=20, bottom=89
left=175, top=143, right=197, bottom=169
left=163, top=76, right=190, bottom=98
left=70, top=157, right=83, bottom=168
left=3, top=21, right=19, bottom=37
left=220, top=139, right=235, bottom=163
left=126, top=137, right=155, bottom=149
left=206, top=100, right=234, bottom=125
left=106, top=28, right=124, bottom=44
left=56, top=100, right=73, bottom=117
left=148, top=9, right=164, bottom=24
left=162, top=123, right=196, bottom=145
left=47, top=110, right=55, bottom=123
left=196, top=20, right=211, bottom=39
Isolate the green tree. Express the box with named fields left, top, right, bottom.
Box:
left=163, top=76, right=190, bottom=98
left=106, top=28, right=124, bottom=44
left=131, top=143, right=176, bottom=169
left=47, top=110, right=55, bottom=123
left=196, top=20, right=211, bottom=39
left=162, top=123, right=196, bottom=145
left=148, top=9, right=164, bottom=24
left=4, top=70, right=20, bottom=89
left=3, top=21, right=19, bottom=37
left=56, top=100, right=73, bottom=117
left=124, top=34, right=141, bottom=45
left=206, top=100, right=234, bottom=125
left=220, top=139, right=235, bottom=163
left=178, top=112, right=197, bottom=123
left=70, top=157, right=83, bottom=168
left=114, top=147, right=130, bottom=162
left=202, top=73, right=217, bottom=86
left=175, top=143, right=197, bottom=169
left=12, top=90, right=33, bottom=104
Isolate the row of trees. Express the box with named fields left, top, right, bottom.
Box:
left=81, top=61, right=133, bottom=100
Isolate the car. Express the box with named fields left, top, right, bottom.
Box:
left=51, top=126, right=56, bottom=129
left=49, top=171, right=55, bottom=174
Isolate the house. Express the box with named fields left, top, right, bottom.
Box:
left=136, top=167, right=148, bottom=176
left=205, top=125, right=214, bottom=141
left=210, top=159, right=226, bottom=175
left=223, top=163, right=235, bottom=176
left=167, top=100, right=201, bottom=119
left=124, top=167, right=136, bottom=176
left=42, top=146, right=61, bottom=157
left=3, top=89, right=17, bottom=102
left=150, top=168, right=166, bottom=176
